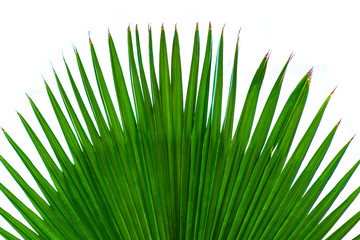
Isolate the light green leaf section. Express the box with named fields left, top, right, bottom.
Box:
left=1, top=24, right=359, bottom=240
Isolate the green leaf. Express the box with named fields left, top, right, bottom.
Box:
left=306, top=184, right=360, bottom=240
left=0, top=207, right=40, bottom=240
left=16, top=111, right=96, bottom=239
left=205, top=30, right=239, bottom=240
left=212, top=53, right=289, bottom=240
left=186, top=23, right=212, bottom=240
left=171, top=27, right=183, bottom=237
left=0, top=180, right=58, bottom=240
left=194, top=26, right=223, bottom=240
left=326, top=209, right=360, bottom=240
left=109, top=32, right=153, bottom=238
left=254, top=87, right=334, bottom=239
left=179, top=23, right=200, bottom=240
left=127, top=26, right=160, bottom=239
left=250, top=120, right=340, bottom=240
left=0, top=226, right=21, bottom=240
left=238, top=70, right=311, bottom=240
left=215, top=53, right=270, bottom=240
left=275, top=137, right=354, bottom=239
left=297, top=160, right=360, bottom=240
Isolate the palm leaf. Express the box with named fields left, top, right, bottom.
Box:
left=1, top=24, right=359, bottom=240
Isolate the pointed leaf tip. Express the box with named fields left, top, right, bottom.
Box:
left=161, top=23, right=164, bottom=30
left=337, top=119, right=342, bottom=126
left=331, top=86, right=337, bottom=95
left=41, top=75, right=47, bottom=86
left=309, top=66, right=314, bottom=74
left=136, top=24, right=138, bottom=30
left=72, top=44, right=78, bottom=53
left=237, top=27, right=241, bottom=43
left=308, top=67, right=314, bottom=79
left=175, top=23, right=178, bottom=31
left=41, top=74, right=46, bottom=82
left=88, top=31, right=92, bottom=44
left=289, top=52, right=295, bottom=61
left=265, top=51, right=271, bottom=60
left=209, top=22, right=212, bottom=30
left=50, top=62, right=55, bottom=73
left=222, top=24, right=226, bottom=34
left=351, top=134, right=356, bottom=142
left=196, top=22, right=199, bottom=30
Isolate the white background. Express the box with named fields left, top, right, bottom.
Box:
left=0, top=0, right=360, bottom=239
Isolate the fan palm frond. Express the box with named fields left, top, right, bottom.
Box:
left=0, top=23, right=359, bottom=240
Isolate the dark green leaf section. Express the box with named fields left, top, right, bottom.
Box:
left=1, top=24, right=359, bottom=240
left=179, top=23, right=200, bottom=240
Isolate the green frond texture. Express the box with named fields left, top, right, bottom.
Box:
left=1, top=24, right=359, bottom=240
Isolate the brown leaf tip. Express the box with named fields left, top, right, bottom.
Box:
left=128, top=24, right=131, bottom=31
left=351, top=134, right=356, bottom=142
left=136, top=24, right=138, bottom=30
left=307, top=67, right=314, bottom=83
left=108, top=28, right=111, bottom=38
left=337, top=119, right=341, bottom=126
left=43, top=77, right=48, bottom=87
left=196, top=22, right=199, bottom=30
left=331, top=86, right=337, bottom=95
left=161, top=23, right=164, bottom=30
left=289, top=52, right=295, bottom=61
left=209, top=22, right=212, bottom=30
left=265, top=51, right=271, bottom=60
left=237, top=27, right=241, bottom=43
left=222, top=24, right=226, bottom=35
